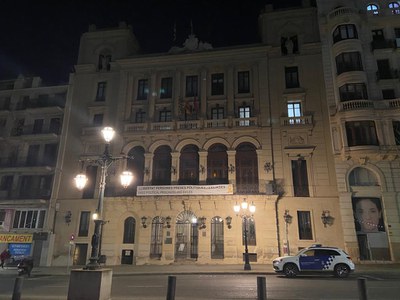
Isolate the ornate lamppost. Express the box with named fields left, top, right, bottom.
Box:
left=234, top=198, right=256, bottom=271
left=74, top=127, right=133, bottom=269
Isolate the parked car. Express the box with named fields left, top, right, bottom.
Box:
left=272, top=244, right=355, bottom=278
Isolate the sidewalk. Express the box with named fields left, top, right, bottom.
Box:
left=1, top=263, right=399, bottom=277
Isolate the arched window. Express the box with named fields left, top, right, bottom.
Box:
left=179, top=145, right=199, bottom=185
left=349, top=167, right=379, bottom=186
left=127, top=146, right=145, bottom=188
left=332, top=24, right=358, bottom=43
left=389, top=2, right=400, bottom=14
left=235, top=143, right=258, bottom=194
left=207, top=144, right=228, bottom=184
left=152, top=145, right=172, bottom=185
left=150, top=216, right=164, bottom=258
left=367, top=3, right=379, bottom=14
left=123, top=217, right=136, bottom=244
left=211, top=216, right=224, bottom=259
left=98, top=52, right=112, bottom=71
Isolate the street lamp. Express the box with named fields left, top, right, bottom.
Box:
left=74, top=127, right=134, bottom=269
left=234, top=198, right=255, bottom=271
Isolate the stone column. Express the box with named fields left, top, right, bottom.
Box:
left=171, top=152, right=180, bottom=184
left=144, top=153, right=153, bottom=185
left=199, top=150, right=208, bottom=184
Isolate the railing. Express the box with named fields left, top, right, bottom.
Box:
left=124, top=123, right=148, bottom=132
left=151, top=122, right=175, bottom=131
left=0, top=158, right=55, bottom=168
left=376, top=69, right=399, bottom=80
left=338, top=99, right=400, bottom=111
left=10, top=126, right=60, bottom=136
left=328, top=7, right=360, bottom=19
left=236, top=183, right=259, bottom=194
left=371, top=39, right=395, bottom=51
left=15, top=98, right=65, bottom=110
left=280, top=115, right=313, bottom=126
left=233, top=117, right=257, bottom=127
left=177, top=120, right=201, bottom=130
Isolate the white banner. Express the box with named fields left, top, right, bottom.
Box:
left=137, top=184, right=233, bottom=196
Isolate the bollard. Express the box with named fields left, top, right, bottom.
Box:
left=358, top=277, right=368, bottom=300
left=12, top=277, right=24, bottom=300
left=257, top=276, right=267, bottom=300
left=166, top=275, right=176, bottom=300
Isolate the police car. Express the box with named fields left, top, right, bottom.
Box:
left=272, top=244, right=355, bottom=278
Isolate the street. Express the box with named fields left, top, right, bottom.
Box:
left=0, top=273, right=399, bottom=299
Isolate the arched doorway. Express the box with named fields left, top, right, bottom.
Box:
left=175, top=211, right=199, bottom=260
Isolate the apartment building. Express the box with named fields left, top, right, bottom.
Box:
left=316, top=0, right=400, bottom=261
left=0, top=76, right=67, bottom=266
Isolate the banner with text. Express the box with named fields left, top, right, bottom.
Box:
left=0, top=233, right=33, bottom=244
left=137, top=184, right=233, bottom=196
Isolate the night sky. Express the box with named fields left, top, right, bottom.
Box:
left=0, top=0, right=301, bottom=84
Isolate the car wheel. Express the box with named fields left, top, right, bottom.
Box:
left=283, top=263, right=299, bottom=278
left=334, top=264, right=350, bottom=278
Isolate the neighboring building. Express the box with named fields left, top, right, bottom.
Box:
left=0, top=76, right=68, bottom=266
left=52, top=3, right=346, bottom=267
left=316, top=0, right=400, bottom=261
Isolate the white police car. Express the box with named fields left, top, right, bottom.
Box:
left=273, top=244, right=355, bottom=278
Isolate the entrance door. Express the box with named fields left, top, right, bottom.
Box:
left=175, top=211, right=198, bottom=260
left=73, top=243, right=88, bottom=266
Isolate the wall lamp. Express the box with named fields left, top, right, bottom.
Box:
left=225, top=216, right=232, bottom=229
left=171, top=166, right=176, bottom=175
left=165, top=216, right=171, bottom=228
left=228, top=164, right=235, bottom=173
left=321, top=210, right=334, bottom=227
left=283, top=210, right=292, bottom=224
left=65, top=211, right=72, bottom=225
left=198, top=216, right=206, bottom=230
left=264, top=162, right=273, bottom=173
left=141, top=216, right=148, bottom=228
left=199, top=165, right=205, bottom=174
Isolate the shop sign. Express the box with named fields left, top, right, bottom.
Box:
left=0, top=233, right=33, bottom=243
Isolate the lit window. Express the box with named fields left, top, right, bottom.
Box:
left=287, top=102, right=302, bottom=124
left=389, top=2, right=400, bottom=14
left=367, top=4, right=379, bottom=14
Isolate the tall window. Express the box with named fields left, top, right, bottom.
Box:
left=211, top=105, right=224, bottom=120
left=242, top=218, right=256, bottom=246
left=235, top=143, right=258, bottom=194
left=33, top=119, right=43, bottom=134
left=93, top=114, right=104, bottom=127
left=287, top=102, right=302, bottom=124
left=123, top=217, right=136, bottom=244
left=160, top=77, right=173, bottom=98
left=333, top=24, right=358, bottom=43
left=0, top=175, right=13, bottom=193
left=159, top=109, right=172, bottom=122
left=389, top=2, right=400, bottom=14
left=43, top=143, right=58, bottom=166
left=339, top=83, right=368, bottom=101
left=297, top=211, right=313, bottom=240
left=292, top=159, right=309, bottom=197
left=285, top=66, right=299, bottom=88
left=335, top=52, right=363, bottom=74
left=238, top=71, right=250, bottom=93
left=382, top=89, right=395, bottom=99
left=207, top=144, right=228, bottom=184
left=27, top=145, right=40, bottom=166
left=137, top=79, right=149, bottom=100
left=393, top=121, right=400, bottom=145
left=238, top=106, right=251, bottom=126
left=186, top=75, right=198, bottom=97
left=98, top=54, right=111, bottom=71
left=78, top=211, right=90, bottom=237
left=152, top=146, right=172, bottom=185
left=377, top=59, right=392, bottom=79
left=150, top=216, right=164, bottom=258
left=49, top=117, right=61, bottom=134
left=95, top=82, right=107, bottom=101
left=12, top=209, right=46, bottom=229
left=211, top=216, right=224, bottom=259
left=179, top=145, right=199, bottom=185
left=211, top=73, right=224, bottom=95
left=346, top=121, right=378, bottom=146
left=367, top=4, right=379, bottom=14
left=135, top=110, right=146, bottom=123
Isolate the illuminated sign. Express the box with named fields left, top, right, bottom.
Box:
left=0, top=234, right=33, bottom=243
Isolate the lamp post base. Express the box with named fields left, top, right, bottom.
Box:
left=244, top=263, right=251, bottom=270
left=243, top=253, right=251, bottom=270
left=85, top=257, right=100, bottom=270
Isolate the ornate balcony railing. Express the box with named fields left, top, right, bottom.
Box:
left=280, top=115, right=313, bottom=126
left=338, top=98, right=400, bottom=111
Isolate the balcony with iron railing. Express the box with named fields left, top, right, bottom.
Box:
left=87, top=117, right=259, bottom=136
left=10, top=126, right=61, bottom=137
left=15, top=97, right=65, bottom=110
left=338, top=98, right=400, bottom=111
left=376, top=69, right=399, bottom=80
left=0, top=188, right=51, bottom=200
left=0, top=157, right=56, bottom=168
left=371, top=39, right=396, bottom=51
left=280, top=115, right=313, bottom=126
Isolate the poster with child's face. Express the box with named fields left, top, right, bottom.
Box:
left=352, top=197, right=385, bottom=233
